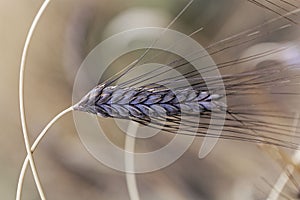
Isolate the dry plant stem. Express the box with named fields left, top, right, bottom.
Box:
left=18, top=1, right=50, bottom=200
left=125, top=121, right=140, bottom=200
left=16, top=107, right=73, bottom=200
left=266, top=113, right=300, bottom=200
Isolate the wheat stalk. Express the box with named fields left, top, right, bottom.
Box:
left=16, top=107, right=73, bottom=200
left=16, top=1, right=196, bottom=200
left=266, top=113, right=300, bottom=200
left=15, top=0, right=300, bottom=199
left=18, top=0, right=50, bottom=199
left=125, top=121, right=140, bottom=200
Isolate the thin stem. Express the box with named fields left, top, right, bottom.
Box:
left=125, top=121, right=140, bottom=200
left=266, top=166, right=292, bottom=200
left=266, top=113, right=300, bottom=200
left=18, top=1, right=50, bottom=200
left=16, top=107, right=73, bottom=200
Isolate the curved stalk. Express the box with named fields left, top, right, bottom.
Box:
left=18, top=1, right=51, bottom=199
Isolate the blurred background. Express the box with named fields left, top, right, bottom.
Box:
left=1, top=0, right=300, bottom=199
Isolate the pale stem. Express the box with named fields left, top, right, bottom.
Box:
left=18, top=0, right=50, bottom=200
left=16, top=107, right=73, bottom=200
left=266, top=113, right=300, bottom=200
left=125, top=121, right=140, bottom=200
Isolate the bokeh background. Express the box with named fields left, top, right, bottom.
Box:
left=1, top=0, right=300, bottom=199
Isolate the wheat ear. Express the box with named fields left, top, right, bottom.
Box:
left=18, top=1, right=50, bottom=199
